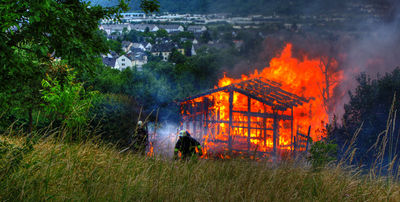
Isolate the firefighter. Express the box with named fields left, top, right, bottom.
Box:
left=133, top=121, right=148, bottom=154
left=174, top=130, right=203, bottom=160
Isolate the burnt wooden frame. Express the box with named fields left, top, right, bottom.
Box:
left=179, top=78, right=308, bottom=155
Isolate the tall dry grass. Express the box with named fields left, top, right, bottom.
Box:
left=1, top=134, right=400, bottom=202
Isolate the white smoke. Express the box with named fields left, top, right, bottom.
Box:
left=148, top=122, right=180, bottom=158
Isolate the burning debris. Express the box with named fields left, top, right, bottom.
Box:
left=178, top=43, right=343, bottom=158
left=179, top=78, right=308, bottom=158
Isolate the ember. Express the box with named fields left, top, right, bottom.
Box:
left=179, top=43, right=343, bottom=158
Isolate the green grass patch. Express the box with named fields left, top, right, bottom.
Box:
left=0, top=135, right=399, bottom=201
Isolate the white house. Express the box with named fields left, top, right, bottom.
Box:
left=187, top=25, right=207, bottom=33
left=114, top=55, right=132, bottom=70
left=132, top=43, right=146, bottom=51
left=191, top=45, right=197, bottom=56
left=143, top=42, right=152, bottom=51
left=100, top=24, right=131, bottom=35
left=158, top=24, right=184, bottom=33
left=131, top=24, right=159, bottom=32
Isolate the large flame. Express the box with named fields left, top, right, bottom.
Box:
left=182, top=43, right=343, bottom=158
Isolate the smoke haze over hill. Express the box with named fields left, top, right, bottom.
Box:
left=90, top=0, right=395, bottom=16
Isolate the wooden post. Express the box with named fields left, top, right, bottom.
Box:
left=272, top=109, right=279, bottom=155
left=211, top=105, right=215, bottom=139
left=305, top=125, right=311, bottom=152
left=199, top=101, right=204, bottom=138
left=185, top=103, right=189, bottom=131
left=291, top=107, right=294, bottom=152
left=192, top=103, right=196, bottom=136
left=228, top=90, right=233, bottom=152
left=180, top=103, right=183, bottom=130
left=294, top=127, right=298, bottom=155
left=247, top=96, right=251, bottom=152
left=263, top=105, right=267, bottom=147
left=217, top=107, right=220, bottom=136
left=204, top=99, right=208, bottom=139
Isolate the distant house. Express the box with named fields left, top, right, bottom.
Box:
left=151, top=43, right=184, bottom=61
left=100, top=24, right=131, bottom=35
left=191, top=45, right=197, bottom=56
left=143, top=42, right=152, bottom=51
left=121, top=41, right=133, bottom=52
left=127, top=48, right=149, bottom=69
left=102, top=51, right=118, bottom=67
left=192, top=38, right=199, bottom=45
left=158, top=24, right=184, bottom=33
left=187, top=25, right=207, bottom=33
left=127, top=52, right=148, bottom=70
left=131, top=24, right=159, bottom=32
left=155, top=37, right=171, bottom=44
left=114, top=55, right=132, bottom=70
left=102, top=57, right=117, bottom=68
left=131, top=42, right=146, bottom=51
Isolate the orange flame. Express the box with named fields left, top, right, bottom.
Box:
left=182, top=43, right=343, bottom=158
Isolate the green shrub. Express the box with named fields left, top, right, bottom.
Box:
left=40, top=64, right=97, bottom=136
left=88, top=94, right=140, bottom=147
left=309, top=141, right=338, bottom=169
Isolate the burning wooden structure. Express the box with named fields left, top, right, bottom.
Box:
left=179, top=78, right=310, bottom=157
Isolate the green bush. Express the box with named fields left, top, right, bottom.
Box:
left=40, top=64, right=97, bottom=136
left=88, top=94, right=140, bottom=147
left=309, top=141, right=337, bottom=169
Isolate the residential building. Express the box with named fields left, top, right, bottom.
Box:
left=151, top=42, right=184, bottom=61
left=102, top=51, right=118, bottom=68
left=143, top=42, right=152, bottom=51
left=158, top=24, right=184, bottom=33
left=191, top=45, right=197, bottom=56
left=102, top=57, right=116, bottom=68
left=131, top=24, right=159, bottom=32
left=131, top=43, right=146, bottom=51
left=127, top=52, right=148, bottom=70
left=187, top=25, right=207, bottom=33
left=121, top=41, right=133, bottom=52
left=114, top=55, right=132, bottom=70
left=100, top=24, right=131, bottom=35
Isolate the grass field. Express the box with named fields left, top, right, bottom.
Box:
left=1, top=135, right=400, bottom=201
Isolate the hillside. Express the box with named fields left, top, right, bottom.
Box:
left=1, top=135, right=400, bottom=201
left=90, top=0, right=394, bottom=16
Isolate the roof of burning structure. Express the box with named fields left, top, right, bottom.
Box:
left=179, top=78, right=309, bottom=110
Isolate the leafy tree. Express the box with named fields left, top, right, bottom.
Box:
left=169, top=49, right=186, bottom=64
left=156, top=29, right=169, bottom=38
left=182, top=41, right=193, bottom=56
left=124, top=30, right=142, bottom=42
left=41, top=63, right=97, bottom=134
left=330, top=68, right=400, bottom=167
left=200, top=30, right=212, bottom=43
left=107, top=39, right=123, bottom=54
left=172, top=31, right=194, bottom=42
left=145, top=27, right=150, bottom=33
left=0, top=0, right=159, bottom=131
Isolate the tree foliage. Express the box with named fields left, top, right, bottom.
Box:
left=0, top=0, right=159, bottom=130
left=330, top=68, right=400, bottom=166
